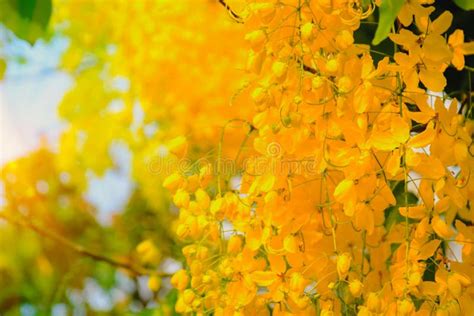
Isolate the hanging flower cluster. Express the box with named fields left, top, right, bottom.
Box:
left=164, top=0, right=474, bottom=315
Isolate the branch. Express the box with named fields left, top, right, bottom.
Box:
left=218, top=0, right=244, bottom=23
left=0, top=212, right=171, bottom=277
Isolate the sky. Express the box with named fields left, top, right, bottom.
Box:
left=0, top=34, right=132, bottom=224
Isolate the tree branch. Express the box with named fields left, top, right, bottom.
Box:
left=0, top=212, right=171, bottom=277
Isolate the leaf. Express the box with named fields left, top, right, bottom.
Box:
left=0, top=0, right=52, bottom=44
left=453, top=0, right=474, bottom=10
left=0, top=58, right=6, bottom=80
left=372, top=0, right=405, bottom=45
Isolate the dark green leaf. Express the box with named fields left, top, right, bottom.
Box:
left=0, top=0, right=52, bottom=44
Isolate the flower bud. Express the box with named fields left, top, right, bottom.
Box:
left=148, top=275, right=161, bottom=292
left=300, top=22, right=314, bottom=41
left=183, top=289, right=195, bottom=304
left=349, top=279, right=363, bottom=297
left=326, top=58, right=339, bottom=73
left=163, top=172, right=183, bottom=192
left=174, top=189, right=190, bottom=208
left=171, top=269, right=189, bottom=290
left=167, top=136, right=187, bottom=157
left=195, top=188, right=210, bottom=210
left=272, top=61, right=288, bottom=80
left=336, top=253, right=351, bottom=279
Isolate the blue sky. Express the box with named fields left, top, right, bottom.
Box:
left=0, top=34, right=132, bottom=224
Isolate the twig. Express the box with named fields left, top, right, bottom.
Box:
left=218, top=0, right=244, bottom=23
left=297, top=58, right=317, bottom=74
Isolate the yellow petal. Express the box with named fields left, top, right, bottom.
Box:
left=167, top=136, right=187, bottom=156
left=419, top=69, right=446, bottom=92
left=271, top=61, right=288, bottom=79
left=461, top=41, right=474, bottom=55
left=283, top=234, right=299, bottom=254
left=370, top=131, right=400, bottom=151
left=399, top=205, right=426, bottom=219
left=334, top=179, right=354, bottom=202
left=407, top=110, right=434, bottom=124
left=417, top=239, right=441, bottom=260
left=407, top=122, right=435, bottom=148
left=454, top=140, right=468, bottom=163
left=386, top=150, right=401, bottom=177
left=431, top=11, right=452, bottom=34
left=250, top=271, right=277, bottom=286
left=420, top=281, right=440, bottom=296
left=432, top=215, right=454, bottom=239
left=434, top=197, right=450, bottom=214
left=423, top=34, right=452, bottom=63
left=246, top=226, right=263, bottom=251
left=260, top=174, right=276, bottom=192
left=391, top=116, right=410, bottom=144
left=268, top=253, right=286, bottom=274
left=355, top=203, right=374, bottom=235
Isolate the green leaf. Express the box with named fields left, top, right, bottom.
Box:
left=372, top=0, right=405, bottom=45
left=453, top=0, right=474, bottom=10
left=0, top=59, right=6, bottom=80
left=0, top=0, right=52, bottom=44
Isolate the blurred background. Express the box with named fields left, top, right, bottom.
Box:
left=0, top=0, right=247, bottom=315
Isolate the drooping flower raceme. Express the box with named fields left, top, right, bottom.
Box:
left=162, top=0, right=474, bottom=315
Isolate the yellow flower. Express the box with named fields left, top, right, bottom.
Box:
left=448, top=29, right=474, bottom=70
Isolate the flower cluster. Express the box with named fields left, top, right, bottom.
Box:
left=165, top=0, right=474, bottom=315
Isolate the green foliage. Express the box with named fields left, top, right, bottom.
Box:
left=372, top=0, right=405, bottom=45
left=453, top=0, right=474, bottom=10
left=0, top=58, right=6, bottom=79
left=384, top=181, right=419, bottom=230
left=0, top=0, right=52, bottom=44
